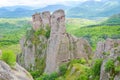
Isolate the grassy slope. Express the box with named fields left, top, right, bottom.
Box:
left=0, top=18, right=31, bottom=53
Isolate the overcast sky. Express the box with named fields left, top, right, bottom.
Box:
left=0, top=0, right=101, bottom=7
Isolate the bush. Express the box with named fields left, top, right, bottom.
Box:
left=105, top=59, right=114, bottom=72
left=92, top=59, right=103, bottom=76
left=115, top=66, right=120, bottom=73
left=45, top=26, right=51, bottom=39
left=49, top=72, right=58, bottom=80
left=36, top=72, right=58, bottom=80
left=59, top=63, right=68, bottom=76
left=117, top=56, right=120, bottom=62
left=1, top=50, right=16, bottom=66
left=77, top=74, right=88, bottom=80
left=30, top=70, right=41, bottom=79
left=70, top=58, right=86, bottom=64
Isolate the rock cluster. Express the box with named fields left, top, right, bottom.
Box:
left=94, top=39, right=120, bottom=80
left=17, top=9, right=92, bottom=74
left=0, top=60, right=33, bottom=80
left=95, top=38, right=120, bottom=59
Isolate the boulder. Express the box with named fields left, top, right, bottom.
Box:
left=0, top=60, right=33, bottom=80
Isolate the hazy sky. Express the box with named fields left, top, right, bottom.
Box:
left=0, top=0, right=101, bottom=7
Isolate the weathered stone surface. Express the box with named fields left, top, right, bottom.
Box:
left=32, top=13, right=42, bottom=30
left=96, top=39, right=120, bottom=80
left=18, top=9, right=92, bottom=74
left=45, top=10, right=92, bottom=73
left=100, top=47, right=120, bottom=80
left=17, top=38, right=35, bottom=70
left=41, top=11, right=51, bottom=27
left=0, top=60, right=33, bottom=80
left=94, top=38, right=120, bottom=59
left=114, top=73, right=120, bottom=80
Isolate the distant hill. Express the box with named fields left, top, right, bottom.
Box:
left=0, top=0, right=120, bottom=18
left=103, top=13, right=120, bottom=25
left=67, top=0, right=120, bottom=18
left=0, top=4, right=69, bottom=18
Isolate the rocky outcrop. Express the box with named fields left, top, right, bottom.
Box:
left=0, top=60, right=33, bottom=80
left=94, top=39, right=120, bottom=80
left=45, top=10, right=92, bottom=73
left=94, top=38, right=120, bottom=59
left=100, top=46, right=120, bottom=80
left=17, top=9, right=92, bottom=74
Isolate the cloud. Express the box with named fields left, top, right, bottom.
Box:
left=0, top=0, right=101, bottom=7
left=0, top=0, right=79, bottom=7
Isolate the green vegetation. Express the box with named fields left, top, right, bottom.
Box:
left=0, top=18, right=31, bottom=53
left=105, top=59, right=114, bottom=72
left=35, top=72, right=58, bottom=80
left=0, top=50, right=16, bottom=66
left=117, top=56, right=120, bottom=61
left=66, top=18, right=120, bottom=49
left=0, top=14, right=120, bottom=80
left=58, top=63, right=68, bottom=76
left=103, top=13, right=120, bottom=25
left=91, top=59, right=103, bottom=79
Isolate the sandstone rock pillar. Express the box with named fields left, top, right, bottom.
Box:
left=45, top=10, right=65, bottom=73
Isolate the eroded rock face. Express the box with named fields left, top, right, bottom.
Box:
left=17, top=9, right=92, bottom=74
left=32, top=13, right=42, bottom=30
left=94, top=39, right=120, bottom=80
left=100, top=46, right=120, bottom=80
left=0, top=60, right=33, bottom=80
left=18, top=38, right=36, bottom=70
left=45, top=10, right=92, bottom=73
left=94, top=38, right=120, bottom=59
left=41, top=11, right=51, bottom=27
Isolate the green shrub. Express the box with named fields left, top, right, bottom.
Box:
left=115, top=66, right=120, bottom=73
left=117, top=56, right=120, bottom=62
left=49, top=72, right=58, bottom=80
left=79, top=58, right=86, bottom=64
left=77, top=74, right=88, bottom=80
left=93, top=76, right=100, bottom=80
left=59, top=63, right=68, bottom=76
left=70, top=58, right=86, bottom=64
left=102, top=52, right=110, bottom=55
left=1, top=50, right=16, bottom=66
left=36, top=72, right=58, bottom=80
left=92, top=59, right=103, bottom=76
left=30, top=70, right=41, bottom=79
left=105, top=59, right=114, bottom=72
left=45, top=26, right=51, bottom=39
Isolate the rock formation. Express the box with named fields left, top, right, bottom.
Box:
left=100, top=46, right=120, bottom=80
left=94, top=38, right=120, bottom=59
left=17, top=9, right=92, bottom=74
left=0, top=60, right=33, bottom=80
left=94, top=39, right=120, bottom=80
left=45, top=10, right=92, bottom=73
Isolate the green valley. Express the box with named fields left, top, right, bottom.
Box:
left=0, top=18, right=31, bottom=53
